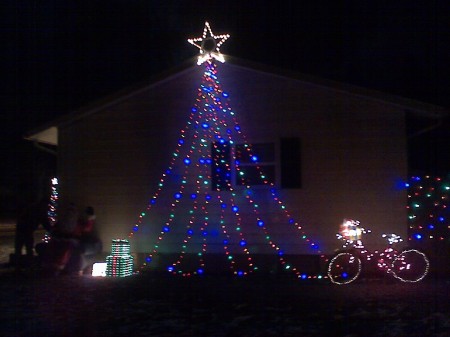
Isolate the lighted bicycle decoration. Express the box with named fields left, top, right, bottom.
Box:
left=327, top=219, right=430, bottom=285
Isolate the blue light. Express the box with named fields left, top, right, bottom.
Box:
left=199, top=158, right=205, bottom=164
left=205, top=159, right=212, bottom=164
left=342, top=272, right=348, bottom=278
left=221, top=203, right=227, bottom=208
left=146, top=257, right=152, bottom=263
left=178, top=139, right=184, bottom=144
left=301, top=274, right=307, bottom=279
left=191, top=107, right=197, bottom=112
left=289, top=218, right=295, bottom=224
left=197, top=268, right=204, bottom=275
left=205, top=194, right=211, bottom=200
left=237, top=270, right=244, bottom=277
left=311, top=243, right=319, bottom=249
left=232, top=206, right=239, bottom=212
left=183, top=158, right=191, bottom=165
left=251, top=155, right=258, bottom=162
left=150, top=199, right=156, bottom=204
left=414, top=234, right=423, bottom=240
left=202, top=230, right=208, bottom=236
left=257, top=220, right=264, bottom=227
left=167, top=266, right=174, bottom=272
left=394, top=178, right=409, bottom=190
left=278, top=250, right=284, bottom=256
left=187, top=229, right=194, bottom=235
left=222, top=92, right=229, bottom=97
left=219, top=138, right=226, bottom=144
left=202, top=123, right=209, bottom=129
left=190, top=193, right=197, bottom=199
left=174, top=193, right=182, bottom=199
left=234, top=125, right=241, bottom=131
left=223, top=239, right=229, bottom=245
left=428, top=224, right=435, bottom=229
left=239, top=240, right=247, bottom=247
left=163, top=226, right=170, bottom=232
left=439, top=217, right=445, bottom=222
left=133, top=226, right=139, bottom=232
left=165, top=169, right=171, bottom=174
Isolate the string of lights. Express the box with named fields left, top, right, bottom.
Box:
left=128, top=22, right=324, bottom=278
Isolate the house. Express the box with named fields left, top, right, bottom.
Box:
left=26, top=56, right=446, bottom=266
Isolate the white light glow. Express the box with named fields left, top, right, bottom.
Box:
left=92, top=263, right=107, bottom=277
left=188, top=22, right=230, bottom=65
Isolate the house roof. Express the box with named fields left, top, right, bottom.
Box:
left=25, top=55, right=447, bottom=146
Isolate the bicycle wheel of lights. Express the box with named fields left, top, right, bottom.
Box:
left=328, top=252, right=362, bottom=285
left=391, top=249, right=430, bottom=283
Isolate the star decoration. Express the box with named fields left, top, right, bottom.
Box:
left=188, top=22, right=230, bottom=65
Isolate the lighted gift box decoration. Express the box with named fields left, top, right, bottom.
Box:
left=105, top=239, right=134, bottom=277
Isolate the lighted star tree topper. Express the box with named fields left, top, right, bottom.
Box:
left=129, top=22, right=321, bottom=279
left=187, top=21, right=230, bottom=65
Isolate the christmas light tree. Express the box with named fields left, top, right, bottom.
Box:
left=42, top=177, right=59, bottom=243
left=48, top=177, right=59, bottom=227
left=406, top=175, right=450, bottom=245
left=129, top=22, right=321, bottom=278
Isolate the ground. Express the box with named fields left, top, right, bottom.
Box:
left=1, top=223, right=449, bottom=337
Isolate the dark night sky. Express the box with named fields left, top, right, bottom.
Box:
left=2, top=1, right=449, bottom=213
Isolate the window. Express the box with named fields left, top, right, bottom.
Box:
left=211, top=141, right=232, bottom=191
left=211, top=138, right=302, bottom=189
left=235, top=143, right=276, bottom=186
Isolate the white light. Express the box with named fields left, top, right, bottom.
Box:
left=92, top=263, right=107, bottom=277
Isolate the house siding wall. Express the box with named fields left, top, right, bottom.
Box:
left=57, top=63, right=407, bottom=256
